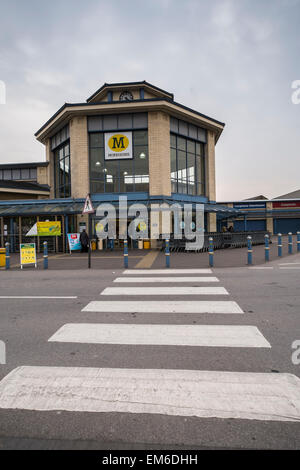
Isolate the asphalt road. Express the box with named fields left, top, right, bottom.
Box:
left=0, top=254, right=299, bottom=450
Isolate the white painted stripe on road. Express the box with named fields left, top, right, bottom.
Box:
left=123, top=269, right=212, bottom=274
left=1, top=367, right=298, bottom=421
left=101, top=287, right=228, bottom=296
left=248, top=267, right=274, bottom=270
left=279, top=267, right=300, bottom=270
left=49, top=324, right=270, bottom=347
left=114, top=276, right=219, bottom=283
left=0, top=296, right=78, bottom=299
left=82, top=300, right=244, bottom=314
left=279, top=263, right=300, bottom=265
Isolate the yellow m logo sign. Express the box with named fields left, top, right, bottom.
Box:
left=108, top=134, right=129, bottom=152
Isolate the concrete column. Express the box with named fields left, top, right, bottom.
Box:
left=0, top=217, right=4, bottom=247
left=266, top=217, right=273, bottom=234
left=45, top=138, right=54, bottom=198
left=266, top=202, right=273, bottom=234
left=148, top=111, right=171, bottom=197
left=18, top=216, right=22, bottom=245
left=207, top=213, right=217, bottom=232
left=205, top=130, right=216, bottom=202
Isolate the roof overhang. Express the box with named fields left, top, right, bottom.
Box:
left=0, top=187, right=50, bottom=196
left=35, top=99, right=225, bottom=144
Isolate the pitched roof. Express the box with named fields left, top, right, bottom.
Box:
left=273, top=189, right=300, bottom=199
left=86, top=80, right=174, bottom=103
left=243, top=195, right=268, bottom=200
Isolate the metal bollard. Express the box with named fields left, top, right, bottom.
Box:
left=43, top=241, right=48, bottom=270
left=209, top=237, right=214, bottom=267
left=288, top=232, right=293, bottom=254
left=5, top=242, right=10, bottom=270
left=297, top=232, right=300, bottom=252
left=247, top=236, right=252, bottom=265
left=264, top=234, right=270, bottom=262
left=165, top=239, right=170, bottom=268
left=123, top=239, right=128, bottom=268
left=278, top=233, right=282, bottom=257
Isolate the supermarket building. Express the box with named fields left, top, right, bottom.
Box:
left=0, top=81, right=240, bottom=251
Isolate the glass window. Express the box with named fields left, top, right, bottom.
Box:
left=29, top=168, right=37, bottom=180
left=187, top=140, right=195, bottom=154
left=103, top=115, right=118, bottom=130
left=89, top=130, right=149, bottom=193
left=88, top=116, right=102, bottom=132
left=170, top=133, right=205, bottom=196
left=54, top=141, right=71, bottom=198
left=179, top=120, right=188, bottom=136
left=170, top=134, right=176, bottom=148
left=21, top=168, right=30, bottom=180
left=171, top=149, right=177, bottom=172
left=89, top=133, right=103, bottom=148
left=177, top=137, right=186, bottom=151
left=197, top=127, right=207, bottom=143
left=170, top=117, right=178, bottom=133
left=189, top=124, right=197, bottom=139
left=12, top=169, right=21, bottom=180
left=133, top=113, right=147, bottom=128
left=133, top=130, right=147, bottom=146
left=51, top=125, right=70, bottom=150
left=91, top=180, right=104, bottom=193
left=118, top=113, right=132, bottom=129
left=3, top=170, right=11, bottom=180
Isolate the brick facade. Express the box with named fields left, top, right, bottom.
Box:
left=148, top=111, right=171, bottom=197
left=70, top=116, right=89, bottom=198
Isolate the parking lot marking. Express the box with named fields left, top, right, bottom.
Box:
left=1, top=366, right=297, bottom=421
left=0, top=296, right=78, bottom=299
left=279, top=267, right=300, bottom=270
left=248, top=267, right=274, bottom=270
left=123, top=269, right=212, bottom=274
left=48, top=324, right=269, bottom=347
left=279, top=263, right=300, bottom=265
left=101, top=286, right=228, bottom=296
left=82, top=300, right=244, bottom=314
left=113, top=276, right=219, bottom=283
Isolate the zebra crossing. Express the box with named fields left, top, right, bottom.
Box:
left=0, top=268, right=300, bottom=423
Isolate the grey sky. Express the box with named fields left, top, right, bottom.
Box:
left=0, top=0, right=299, bottom=200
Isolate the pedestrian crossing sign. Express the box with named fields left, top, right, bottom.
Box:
left=82, top=194, right=94, bottom=214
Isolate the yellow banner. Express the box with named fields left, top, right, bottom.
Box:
left=37, top=221, right=61, bottom=236
left=20, top=243, right=37, bottom=266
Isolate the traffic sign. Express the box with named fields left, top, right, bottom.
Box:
left=82, top=194, right=94, bottom=214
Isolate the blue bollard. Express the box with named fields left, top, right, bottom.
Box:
left=278, top=233, right=282, bottom=257
left=43, top=241, right=48, bottom=270
left=209, top=237, right=214, bottom=267
left=247, top=236, right=252, bottom=265
left=297, top=232, right=300, bottom=252
left=124, top=239, right=128, bottom=268
left=165, top=239, right=170, bottom=268
left=264, top=234, right=270, bottom=262
left=5, top=242, right=10, bottom=270
left=288, top=232, right=293, bottom=254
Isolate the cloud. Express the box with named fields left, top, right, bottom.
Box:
left=0, top=0, right=299, bottom=199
